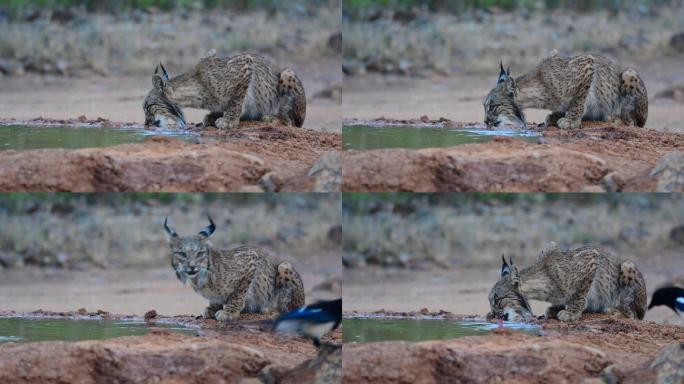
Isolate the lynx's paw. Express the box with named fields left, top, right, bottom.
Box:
left=557, top=310, right=581, bottom=322
left=215, top=310, right=240, bottom=322
left=215, top=117, right=239, bottom=130
left=557, top=117, right=581, bottom=130
left=203, top=307, right=216, bottom=319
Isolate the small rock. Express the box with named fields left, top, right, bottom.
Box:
left=650, top=343, right=684, bottom=384
left=670, top=32, right=684, bottom=53
left=308, top=152, right=341, bottom=192
left=327, top=31, right=342, bottom=53
left=342, top=60, right=367, bottom=76
left=259, top=172, right=283, bottom=192
left=601, top=172, right=624, bottom=192
left=654, top=85, right=684, bottom=103
left=144, top=310, right=157, bottom=321
left=650, top=152, right=684, bottom=192
left=77, top=115, right=88, bottom=122
left=77, top=308, right=87, bottom=315
left=669, top=225, right=684, bottom=245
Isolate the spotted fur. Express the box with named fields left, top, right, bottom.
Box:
left=165, top=217, right=305, bottom=321
left=488, top=243, right=647, bottom=322
left=483, top=53, right=648, bottom=129
left=143, top=52, right=306, bottom=130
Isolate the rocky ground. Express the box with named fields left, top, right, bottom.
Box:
left=342, top=313, right=683, bottom=384
left=342, top=120, right=684, bottom=192
left=0, top=118, right=341, bottom=192
left=0, top=310, right=341, bottom=384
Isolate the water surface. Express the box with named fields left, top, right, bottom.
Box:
left=343, top=124, right=539, bottom=150
left=342, top=317, right=538, bottom=343
left=0, top=125, right=195, bottom=151
left=0, top=318, right=196, bottom=343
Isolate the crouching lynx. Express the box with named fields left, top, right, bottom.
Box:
left=164, top=216, right=305, bottom=321
left=488, top=243, right=647, bottom=322
left=483, top=52, right=648, bottom=129
left=144, top=52, right=306, bottom=130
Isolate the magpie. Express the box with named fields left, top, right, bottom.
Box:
left=274, top=298, right=342, bottom=347
left=648, top=286, right=684, bottom=316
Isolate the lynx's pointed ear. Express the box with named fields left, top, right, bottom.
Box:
left=159, top=62, right=170, bottom=82
left=498, top=61, right=508, bottom=84
left=508, top=256, right=521, bottom=285
left=164, top=216, right=178, bottom=238
left=501, top=253, right=510, bottom=277
left=198, top=216, right=216, bottom=238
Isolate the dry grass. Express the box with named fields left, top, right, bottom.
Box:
left=0, top=194, right=341, bottom=269
left=343, top=195, right=684, bottom=269
left=0, top=7, right=340, bottom=76
left=343, top=7, right=684, bottom=76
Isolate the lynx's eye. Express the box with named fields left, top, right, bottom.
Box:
left=197, top=251, right=207, bottom=260
left=175, top=252, right=187, bottom=259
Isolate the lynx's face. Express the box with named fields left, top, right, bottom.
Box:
left=164, top=217, right=216, bottom=288
left=143, top=63, right=186, bottom=130
left=483, top=63, right=526, bottom=129
left=488, top=255, right=534, bottom=321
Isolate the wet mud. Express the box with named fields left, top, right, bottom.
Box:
left=0, top=309, right=341, bottom=384
left=0, top=118, right=341, bottom=192
left=342, top=119, right=684, bottom=192
left=342, top=312, right=684, bottom=384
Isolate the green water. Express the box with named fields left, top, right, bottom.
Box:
left=0, top=318, right=197, bottom=343
left=342, top=318, right=538, bottom=343
left=0, top=125, right=195, bottom=151
left=343, top=124, right=539, bottom=150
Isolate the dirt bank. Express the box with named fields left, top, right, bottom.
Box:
left=0, top=120, right=341, bottom=192
left=342, top=121, right=684, bottom=192
left=0, top=310, right=341, bottom=384
left=343, top=314, right=684, bottom=384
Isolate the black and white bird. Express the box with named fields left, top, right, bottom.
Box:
left=648, top=286, right=684, bottom=316
left=274, top=298, right=342, bottom=347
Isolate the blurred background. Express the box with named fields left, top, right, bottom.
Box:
left=0, top=193, right=342, bottom=315
left=0, top=0, right=341, bottom=131
left=343, top=0, right=684, bottom=132
left=343, top=193, right=684, bottom=324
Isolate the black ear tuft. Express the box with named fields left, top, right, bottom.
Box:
left=501, top=253, right=510, bottom=277
left=164, top=216, right=178, bottom=238
left=507, top=66, right=511, bottom=76
left=159, top=62, right=170, bottom=82
left=198, top=216, right=216, bottom=238
left=498, top=61, right=508, bottom=84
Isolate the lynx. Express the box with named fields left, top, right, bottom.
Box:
left=164, top=216, right=305, bottom=321
left=483, top=52, right=648, bottom=130
left=143, top=52, right=306, bottom=130
left=488, top=243, right=647, bottom=322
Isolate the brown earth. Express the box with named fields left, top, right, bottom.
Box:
left=342, top=121, right=684, bottom=192
left=342, top=314, right=684, bottom=384
left=0, top=119, right=341, bottom=192
left=0, top=310, right=341, bottom=384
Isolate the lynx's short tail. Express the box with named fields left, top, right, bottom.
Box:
left=618, top=260, right=648, bottom=319
left=276, top=261, right=305, bottom=312
left=619, top=69, right=648, bottom=127
left=277, top=68, right=306, bottom=128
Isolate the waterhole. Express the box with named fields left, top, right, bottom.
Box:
left=0, top=318, right=197, bottom=343
left=342, top=317, right=539, bottom=343
left=0, top=125, right=196, bottom=151
left=343, top=124, right=539, bottom=150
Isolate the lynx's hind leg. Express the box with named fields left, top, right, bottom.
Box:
left=216, top=55, right=253, bottom=130
left=277, top=68, right=306, bottom=128
left=276, top=261, right=305, bottom=312
left=619, top=69, right=648, bottom=127
left=618, top=260, right=647, bottom=319
left=558, top=55, right=595, bottom=130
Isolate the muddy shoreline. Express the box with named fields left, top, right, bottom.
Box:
left=342, top=119, right=684, bottom=192
left=343, top=312, right=684, bottom=384
left=0, top=118, right=341, bottom=192
left=0, top=309, right=342, bottom=384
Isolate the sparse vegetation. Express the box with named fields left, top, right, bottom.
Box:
left=0, top=2, right=340, bottom=76
left=343, top=3, right=684, bottom=76
left=343, top=193, right=684, bottom=268
left=0, top=193, right=341, bottom=269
